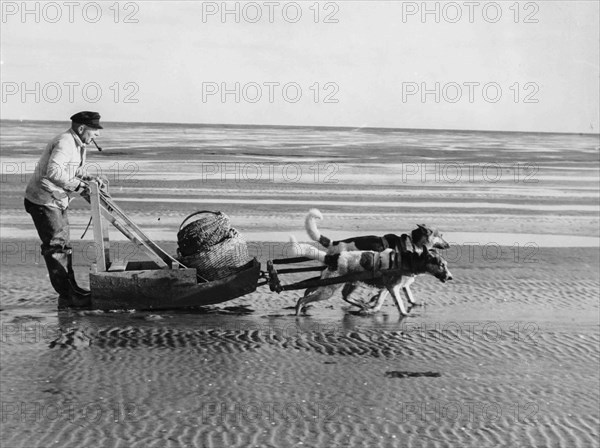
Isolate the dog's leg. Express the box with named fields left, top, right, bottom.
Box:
left=303, top=286, right=318, bottom=297
left=295, top=284, right=339, bottom=316
left=387, top=283, right=408, bottom=316
left=393, top=283, right=403, bottom=303
left=404, top=284, right=425, bottom=308
left=367, top=289, right=389, bottom=312
left=403, top=286, right=416, bottom=307
left=400, top=276, right=417, bottom=305
left=341, top=282, right=370, bottom=310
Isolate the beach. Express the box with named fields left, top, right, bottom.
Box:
left=1, top=121, right=599, bottom=447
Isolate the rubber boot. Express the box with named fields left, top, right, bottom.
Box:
left=66, top=251, right=91, bottom=298
left=42, top=252, right=70, bottom=294
left=43, top=251, right=91, bottom=309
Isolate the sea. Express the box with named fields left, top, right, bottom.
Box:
left=1, top=120, right=599, bottom=246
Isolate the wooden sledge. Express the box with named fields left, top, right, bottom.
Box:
left=86, top=183, right=260, bottom=310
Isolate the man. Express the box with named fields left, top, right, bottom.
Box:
left=24, top=111, right=105, bottom=309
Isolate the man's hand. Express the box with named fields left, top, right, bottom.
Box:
left=78, top=182, right=91, bottom=201
left=81, top=175, right=109, bottom=194
left=51, top=190, right=68, bottom=200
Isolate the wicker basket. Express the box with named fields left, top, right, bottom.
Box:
left=177, top=211, right=231, bottom=257
left=179, top=228, right=252, bottom=281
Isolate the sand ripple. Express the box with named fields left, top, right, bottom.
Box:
left=1, top=248, right=598, bottom=448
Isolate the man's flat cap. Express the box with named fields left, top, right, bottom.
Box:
left=70, top=111, right=103, bottom=129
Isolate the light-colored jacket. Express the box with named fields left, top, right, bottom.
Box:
left=25, top=129, right=87, bottom=209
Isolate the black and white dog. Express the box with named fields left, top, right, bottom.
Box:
left=304, top=209, right=451, bottom=311
left=305, top=209, right=450, bottom=255
left=290, top=236, right=452, bottom=316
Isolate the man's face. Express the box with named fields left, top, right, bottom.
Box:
left=80, top=126, right=100, bottom=145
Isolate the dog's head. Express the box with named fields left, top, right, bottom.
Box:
left=420, top=247, right=453, bottom=283
left=412, top=224, right=450, bottom=250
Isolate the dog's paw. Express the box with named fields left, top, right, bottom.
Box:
left=298, top=305, right=313, bottom=315
left=366, top=305, right=384, bottom=313
left=358, top=308, right=377, bottom=315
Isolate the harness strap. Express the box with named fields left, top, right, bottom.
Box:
left=400, top=234, right=414, bottom=252
left=381, top=237, right=389, bottom=250
left=381, top=251, right=400, bottom=274
left=372, top=249, right=406, bottom=275
left=400, top=234, right=416, bottom=272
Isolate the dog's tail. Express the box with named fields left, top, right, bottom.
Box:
left=305, top=209, right=332, bottom=247
left=289, top=236, right=327, bottom=263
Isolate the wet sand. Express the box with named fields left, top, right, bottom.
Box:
left=1, top=123, right=599, bottom=447
left=1, top=244, right=599, bottom=447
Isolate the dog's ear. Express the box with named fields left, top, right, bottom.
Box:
left=417, top=224, right=433, bottom=235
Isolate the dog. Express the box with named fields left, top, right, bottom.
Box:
left=305, top=209, right=450, bottom=255
left=304, top=209, right=451, bottom=310
left=289, top=236, right=452, bottom=316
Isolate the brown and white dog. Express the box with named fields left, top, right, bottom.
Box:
left=289, top=236, right=452, bottom=316
left=304, top=209, right=451, bottom=311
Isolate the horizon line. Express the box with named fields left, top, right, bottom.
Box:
left=0, top=118, right=598, bottom=137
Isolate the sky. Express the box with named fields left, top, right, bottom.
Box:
left=1, top=1, right=599, bottom=133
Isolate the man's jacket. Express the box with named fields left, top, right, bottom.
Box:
left=25, top=129, right=87, bottom=209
